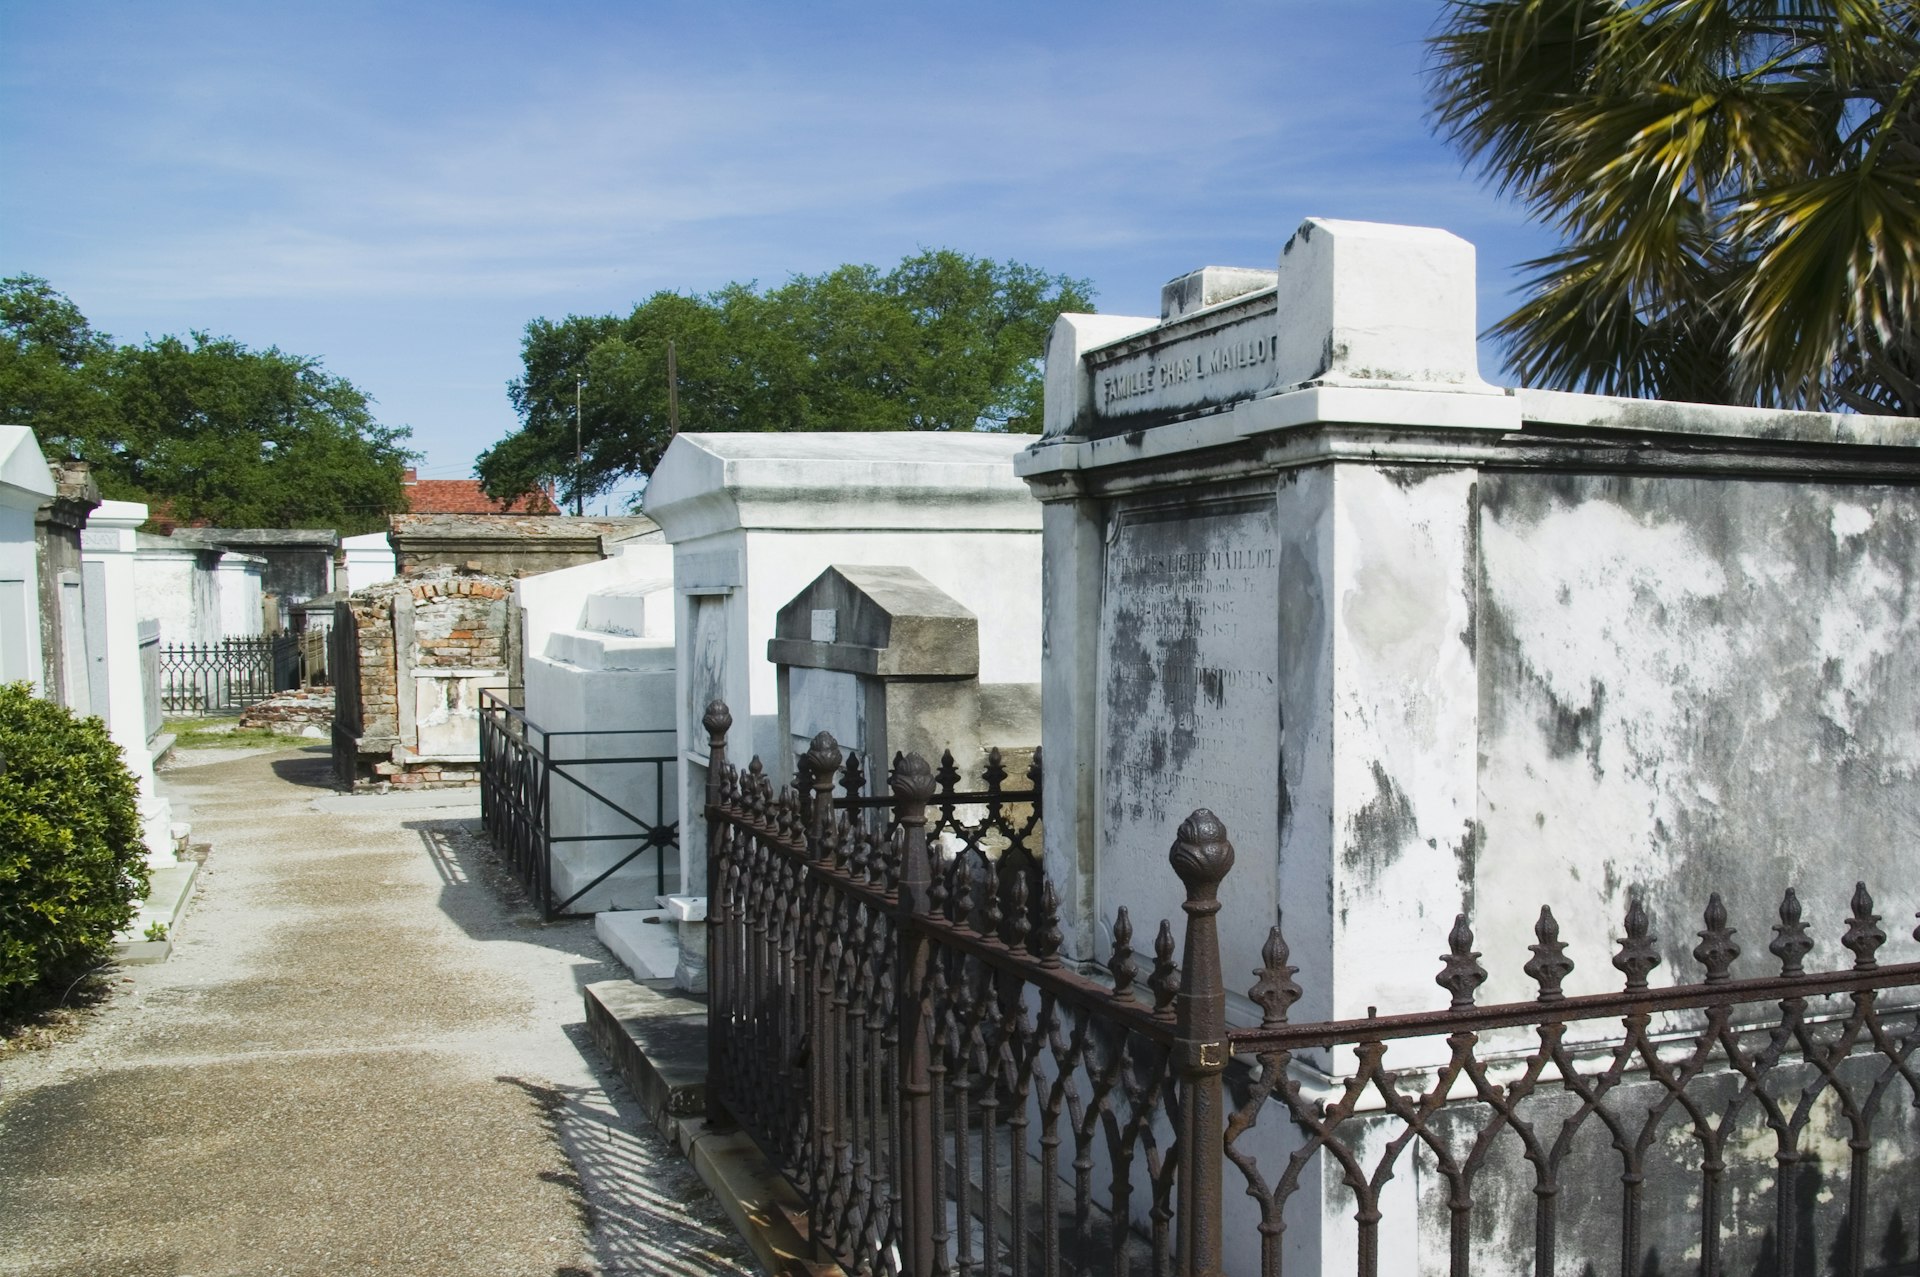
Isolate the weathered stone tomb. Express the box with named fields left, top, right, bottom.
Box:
left=1021, top=217, right=1920, bottom=1275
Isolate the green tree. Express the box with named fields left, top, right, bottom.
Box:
left=0, top=274, right=113, bottom=445
left=1428, top=0, right=1920, bottom=413
left=0, top=276, right=415, bottom=534
left=479, top=249, right=1094, bottom=507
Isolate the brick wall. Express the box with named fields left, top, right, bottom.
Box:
left=336, top=569, right=514, bottom=791
left=408, top=577, right=509, bottom=669
left=350, top=592, right=399, bottom=743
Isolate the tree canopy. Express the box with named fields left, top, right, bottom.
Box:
left=478, top=250, right=1094, bottom=507
left=1428, top=0, right=1920, bottom=413
left=0, top=275, right=413, bottom=533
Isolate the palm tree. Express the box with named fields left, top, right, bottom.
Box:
left=1428, top=0, right=1920, bottom=414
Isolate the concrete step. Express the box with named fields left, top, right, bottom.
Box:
left=542, top=628, right=675, bottom=672
left=584, top=979, right=838, bottom=1277
left=115, top=859, right=199, bottom=964
left=595, top=909, right=680, bottom=981
left=582, top=580, right=672, bottom=638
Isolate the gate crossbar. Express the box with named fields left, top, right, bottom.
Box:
left=479, top=690, right=678, bottom=918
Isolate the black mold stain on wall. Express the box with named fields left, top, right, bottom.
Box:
left=1345, top=761, right=1417, bottom=897
left=1542, top=677, right=1606, bottom=779
left=1276, top=533, right=1326, bottom=851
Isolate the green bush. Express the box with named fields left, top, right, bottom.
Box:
left=0, top=682, right=148, bottom=1005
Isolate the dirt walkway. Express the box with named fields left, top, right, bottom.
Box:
left=0, top=745, right=755, bottom=1277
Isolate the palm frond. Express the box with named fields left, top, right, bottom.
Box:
left=1732, top=160, right=1920, bottom=403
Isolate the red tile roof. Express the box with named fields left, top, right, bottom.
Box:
left=402, top=469, right=557, bottom=515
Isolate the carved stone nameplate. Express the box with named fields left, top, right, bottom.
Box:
left=1099, top=492, right=1280, bottom=874
left=1085, top=290, right=1282, bottom=434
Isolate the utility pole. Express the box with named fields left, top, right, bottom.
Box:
left=666, top=340, right=681, bottom=436
left=574, top=376, right=584, bottom=517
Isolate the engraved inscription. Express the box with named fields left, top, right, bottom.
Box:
left=1101, top=336, right=1279, bottom=407
left=1087, top=298, right=1283, bottom=425
left=1100, top=498, right=1280, bottom=853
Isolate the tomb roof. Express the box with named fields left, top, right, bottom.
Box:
left=644, top=431, right=1040, bottom=540
left=0, top=426, right=56, bottom=509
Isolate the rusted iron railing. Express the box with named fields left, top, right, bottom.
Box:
left=701, top=699, right=1920, bottom=1277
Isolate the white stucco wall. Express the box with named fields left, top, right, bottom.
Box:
left=0, top=427, right=55, bottom=688
left=342, top=531, right=396, bottom=594
left=515, top=542, right=681, bottom=908
left=82, top=500, right=175, bottom=863
left=644, top=432, right=1044, bottom=891
left=136, top=546, right=220, bottom=647
left=215, top=553, right=267, bottom=638
left=1021, top=216, right=1920, bottom=1277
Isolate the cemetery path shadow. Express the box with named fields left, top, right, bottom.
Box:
left=0, top=746, right=753, bottom=1277
left=410, top=814, right=641, bottom=1000
left=268, top=743, right=339, bottom=789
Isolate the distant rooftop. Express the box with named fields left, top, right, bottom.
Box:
left=388, top=513, right=659, bottom=541
left=404, top=468, right=557, bottom=515
left=165, top=527, right=340, bottom=548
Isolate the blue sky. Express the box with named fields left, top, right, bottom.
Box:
left=2, top=0, right=1558, bottom=505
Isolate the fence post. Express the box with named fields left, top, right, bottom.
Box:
left=702, top=700, right=733, bottom=1127
left=803, top=732, right=842, bottom=851
left=891, top=752, right=938, bottom=1277
left=1170, top=809, right=1233, bottom=1277
left=800, top=731, right=843, bottom=1244
left=537, top=722, right=555, bottom=918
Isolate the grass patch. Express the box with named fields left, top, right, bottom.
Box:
left=166, top=717, right=319, bottom=751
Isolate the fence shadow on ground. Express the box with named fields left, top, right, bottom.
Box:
left=498, top=1062, right=756, bottom=1277
left=407, top=817, right=630, bottom=993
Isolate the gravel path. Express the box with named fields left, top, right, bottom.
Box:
left=0, top=745, right=756, bottom=1277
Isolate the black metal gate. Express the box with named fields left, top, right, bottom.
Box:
left=478, top=690, right=679, bottom=919
left=702, top=699, right=1920, bottom=1277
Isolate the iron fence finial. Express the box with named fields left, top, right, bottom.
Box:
left=1525, top=906, right=1574, bottom=1002
left=1151, top=919, right=1180, bottom=1021
left=806, top=732, right=843, bottom=784
left=1007, top=870, right=1031, bottom=952
left=1613, top=894, right=1661, bottom=992
left=1693, top=892, right=1740, bottom=983
left=1771, top=887, right=1813, bottom=976
left=1169, top=808, right=1235, bottom=898
left=1437, top=914, right=1487, bottom=1010
left=1109, top=907, right=1139, bottom=999
left=1843, top=881, right=1886, bottom=970
left=1034, top=879, right=1063, bottom=968
left=1249, top=913, right=1303, bottom=1027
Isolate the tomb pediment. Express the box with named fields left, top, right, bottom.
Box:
left=768, top=565, right=977, bottom=679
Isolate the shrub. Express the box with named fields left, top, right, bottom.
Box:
left=0, top=682, right=148, bottom=1005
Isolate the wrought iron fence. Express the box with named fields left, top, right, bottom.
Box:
left=700, top=700, right=1920, bottom=1277
left=158, top=635, right=298, bottom=714
left=478, top=689, right=679, bottom=919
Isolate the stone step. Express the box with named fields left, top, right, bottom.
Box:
left=582, top=580, right=672, bottom=638
left=583, top=979, right=837, bottom=1277
left=115, top=859, right=199, bottom=964
left=542, top=628, right=674, bottom=672
left=594, top=909, right=680, bottom=981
